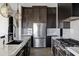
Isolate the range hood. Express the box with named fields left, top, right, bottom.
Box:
left=63, top=17, right=79, bottom=22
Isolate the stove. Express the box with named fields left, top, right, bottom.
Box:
left=52, top=38, right=78, bottom=56
left=56, top=39, right=79, bottom=47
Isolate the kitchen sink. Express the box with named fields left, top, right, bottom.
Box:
left=6, top=40, right=23, bottom=45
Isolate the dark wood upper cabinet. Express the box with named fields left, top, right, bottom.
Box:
left=58, top=3, right=72, bottom=28
left=32, top=6, right=47, bottom=23
left=32, top=6, right=40, bottom=23
left=58, top=3, right=79, bottom=20
left=22, top=7, right=33, bottom=28
left=58, top=3, right=72, bottom=21
left=58, top=3, right=79, bottom=28
left=72, top=3, right=79, bottom=16
left=39, top=6, right=47, bottom=23
left=22, top=6, right=47, bottom=34
left=47, top=7, right=56, bottom=28
left=21, top=7, right=33, bottom=34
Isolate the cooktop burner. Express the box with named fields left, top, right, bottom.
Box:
left=56, top=39, right=79, bottom=47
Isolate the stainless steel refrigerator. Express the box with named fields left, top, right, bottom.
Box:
left=33, top=23, right=46, bottom=47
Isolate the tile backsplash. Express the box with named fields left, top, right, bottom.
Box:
left=47, top=28, right=60, bottom=37
left=22, top=28, right=32, bottom=36
left=70, top=20, right=79, bottom=41
left=63, top=29, right=70, bottom=38
left=22, top=28, right=71, bottom=38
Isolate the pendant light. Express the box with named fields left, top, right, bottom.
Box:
left=15, top=3, right=20, bottom=20
left=15, top=3, right=20, bottom=27
left=0, top=3, right=13, bottom=17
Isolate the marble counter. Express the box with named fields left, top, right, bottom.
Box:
left=0, top=36, right=31, bottom=56
left=66, top=47, right=79, bottom=56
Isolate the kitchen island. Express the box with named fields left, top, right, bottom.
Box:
left=0, top=36, right=31, bottom=56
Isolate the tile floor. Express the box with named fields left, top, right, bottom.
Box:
left=30, top=48, right=52, bottom=56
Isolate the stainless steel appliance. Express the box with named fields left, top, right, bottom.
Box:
left=52, top=39, right=79, bottom=56
left=33, top=23, right=46, bottom=47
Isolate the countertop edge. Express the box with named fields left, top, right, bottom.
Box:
left=66, top=47, right=79, bottom=56
left=8, top=37, right=31, bottom=56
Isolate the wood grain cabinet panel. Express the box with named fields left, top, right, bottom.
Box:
left=32, top=6, right=47, bottom=23
left=32, top=6, right=40, bottom=23
left=47, top=7, right=56, bottom=28
left=22, top=7, right=33, bottom=34
left=39, top=6, right=47, bottom=23
left=22, top=7, right=33, bottom=28
left=58, top=3, right=79, bottom=28
left=58, top=3, right=72, bottom=28
left=72, top=3, right=79, bottom=16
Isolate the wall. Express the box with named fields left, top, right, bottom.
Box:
left=47, top=28, right=60, bottom=37
left=63, top=29, right=70, bottom=38
left=0, top=4, right=9, bottom=44
left=0, top=4, right=8, bottom=36
left=70, top=20, right=79, bottom=41
left=0, top=15, right=8, bottom=36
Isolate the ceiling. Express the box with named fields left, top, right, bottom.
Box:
left=0, top=3, right=57, bottom=11
left=20, top=3, right=57, bottom=7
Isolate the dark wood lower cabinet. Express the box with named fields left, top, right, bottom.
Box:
left=16, top=39, right=31, bottom=56
left=16, top=47, right=25, bottom=56
left=25, top=39, right=31, bottom=56
left=46, top=36, right=51, bottom=47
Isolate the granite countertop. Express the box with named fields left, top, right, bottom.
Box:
left=66, top=47, right=79, bottom=56
left=0, top=36, right=31, bottom=56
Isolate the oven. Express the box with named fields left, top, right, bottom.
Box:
left=56, top=46, right=67, bottom=56
left=53, top=39, right=68, bottom=56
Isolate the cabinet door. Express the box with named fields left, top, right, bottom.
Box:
left=22, top=7, right=33, bottom=34
left=32, top=6, right=40, bottom=23
left=46, top=36, right=51, bottom=47
left=72, top=3, right=79, bottom=16
left=24, top=40, right=31, bottom=56
left=47, top=7, right=56, bottom=28
left=58, top=3, right=72, bottom=28
left=22, top=7, right=33, bottom=28
left=32, top=6, right=47, bottom=23
left=39, top=6, right=47, bottom=23
left=16, top=47, right=25, bottom=56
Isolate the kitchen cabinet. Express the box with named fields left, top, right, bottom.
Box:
left=24, top=39, right=31, bottom=56
left=31, top=36, right=33, bottom=47
left=32, top=6, right=40, bottom=22
left=22, top=7, right=33, bottom=34
left=58, top=3, right=72, bottom=22
left=58, top=3, right=72, bottom=28
left=46, top=36, right=51, bottom=47
left=39, top=6, right=47, bottom=23
left=16, top=47, right=25, bottom=56
left=72, top=3, right=79, bottom=16
left=16, top=39, right=31, bottom=56
left=58, top=3, right=79, bottom=28
left=22, top=6, right=47, bottom=35
left=47, top=7, right=56, bottom=28
left=32, top=6, right=47, bottom=23
left=22, top=7, right=33, bottom=28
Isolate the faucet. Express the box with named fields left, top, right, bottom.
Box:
left=0, top=36, right=5, bottom=45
